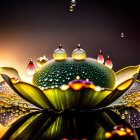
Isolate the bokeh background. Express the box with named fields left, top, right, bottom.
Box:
left=0, top=0, right=140, bottom=81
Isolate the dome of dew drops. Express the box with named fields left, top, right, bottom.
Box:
left=33, top=58, right=115, bottom=89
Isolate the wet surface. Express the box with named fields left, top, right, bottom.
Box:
left=0, top=109, right=139, bottom=140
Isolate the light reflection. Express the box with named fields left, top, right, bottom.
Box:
left=0, top=111, right=23, bottom=139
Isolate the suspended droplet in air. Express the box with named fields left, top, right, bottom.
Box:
left=105, top=56, right=113, bottom=69
left=69, top=6, right=74, bottom=12
left=121, top=33, right=124, bottom=38
left=71, top=0, right=76, bottom=6
left=97, top=50, right=104, bottom=64
left=26, top=59, right=36, bottom=75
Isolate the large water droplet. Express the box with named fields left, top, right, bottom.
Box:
left=53, top=45, right=67, bottom=60
left=26, top=59, right=36, bottom=75
left=72, top=44, right=86, bottom=60
left=71, top=0, right=76, bottom=6
left=105, top=56, right=113, bottom=69
left=97, top=50, right=104, bottom=64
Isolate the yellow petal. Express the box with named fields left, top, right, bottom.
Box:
left=115, top=65, right=140, bottom=88
left=96, top=79, right=135, bottom=108
left=0, top=67, right=21, bottom=82
left=117, top=78, right=133, bottom=91
left=43, top=88, right=112, bottom=110
left=1, top=74, right=53, bottom=109
left=13, top=82, right=52, bottom=109
left=43, top=88, right=81, bottom=110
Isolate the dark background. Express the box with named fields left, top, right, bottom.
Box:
left=0, top=0, right=140, bottom=80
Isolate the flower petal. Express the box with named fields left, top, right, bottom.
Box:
left=1, top=74, right=54, bottom=109
left=96, top=78, right=134, bottom=108
left=43, top=88, right=82, bottom=110
left=80, top=89, right=112, bottom=109
left=43, top=88, right=112, bottom=110
left=0, top=67, right=21, bottom=82
left=115, top=65, right=140, bottom=88
left=102, top=66, right=140, bottom=108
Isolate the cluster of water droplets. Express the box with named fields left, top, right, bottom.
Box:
left=97, top=50, right=113, bottom=69
left=114, top=81, right=140, bottom=112
left=33, top=58, right=114, bottom=90
left=111, top=81, right=140, bottom=128
left=113, top=107, right=140, bottom=128
left=0, top=81, right=31, bottom=108
left=69, top=0, right=76, bottom=12
left=0, top=106, right=31, bottom=127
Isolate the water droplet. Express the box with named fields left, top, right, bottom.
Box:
left=105, top=56, right=113, bottom=69
left=121, top=33, right=124, bottom=38
left=124, top=110, right=128, bottom=114
left=48, top=78, right=53, bottom=82
left=71, top=0, right=76, bottom=6
left=69, top=6, right=74, bottom=12
left=95, top=86, right=102, bottom=92
left=26, top=59, right=36, bottom=75
left=121, top=114, right=125, bottom=119
left=53, top=45, right=67, bottom=60
left=44, top=78, right=48, bottom=81
left=37, top=55, right=48, bottom=68
left=72, top=44, right=86, bottom=60
left=97, top=50, right=104, bottom=64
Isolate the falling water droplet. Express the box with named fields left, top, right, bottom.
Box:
left=97, top=50, right=104, bottom=64
left=121, top=33, right=124, bottom=38
left=26, top=59, right=36, bottom=75
left=69, top=6, right=74, bottom=12
left=71, top=0, right=76, bottom=6
left=105, top=56, right=113, bottom=69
